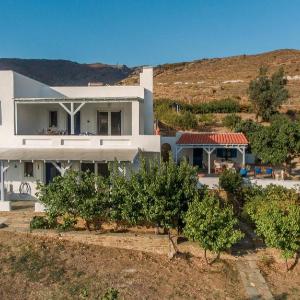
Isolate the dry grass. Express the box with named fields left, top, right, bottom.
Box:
left=257, top=251, right=300, bottom=300
left=0, top=231, right=245, bottom=300
left=122, top=49, right=300, bottom=106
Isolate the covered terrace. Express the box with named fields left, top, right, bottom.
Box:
left=175, top=132, right=248, bottom=174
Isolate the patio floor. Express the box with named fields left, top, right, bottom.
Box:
left=198, top=176, right=300, bottom=191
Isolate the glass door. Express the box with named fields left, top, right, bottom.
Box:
left=97, top=112, right=109, bottom=135
left=111, top=111, right=121, bottom=135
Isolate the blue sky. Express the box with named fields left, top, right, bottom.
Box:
left=0, top=0, right=299, bottom=66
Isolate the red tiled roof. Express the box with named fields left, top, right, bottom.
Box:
left=176, top=133, right=248, bottom=145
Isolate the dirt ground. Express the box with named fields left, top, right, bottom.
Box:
left=0, top=231, right=245, bottom=300
left=257, top=252, right=300, bottom=300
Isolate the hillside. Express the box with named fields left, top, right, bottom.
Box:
left=0, top=58, right=133, bottom=86
left=2, top=50, right=300, bottom=105
left=122, top=49, right=300, bottom=105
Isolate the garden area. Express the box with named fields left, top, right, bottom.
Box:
left=30, top=158, right=300, bottom=272
left=0, top=158, right=296, bottom=299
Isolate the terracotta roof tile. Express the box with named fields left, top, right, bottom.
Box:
left=176, top=133, right=248, bottom=145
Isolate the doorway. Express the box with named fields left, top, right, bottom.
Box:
left=45, top=162, right=61, bottom=184
left=193, top=148, right=203, bottom=168
left=97, top=163, right=109, bottom=177
left=67, top=112, right=81, bottom=135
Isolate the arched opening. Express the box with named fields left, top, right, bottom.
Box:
left=161, top=143, right=172, bottom=162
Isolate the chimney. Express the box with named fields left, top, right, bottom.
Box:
left=139, top=67, right=154, bottom=135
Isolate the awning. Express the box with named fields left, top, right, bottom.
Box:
left=0, top=148, right=138, bottom=162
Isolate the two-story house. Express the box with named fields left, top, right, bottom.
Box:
left=0, top=67, right=160, bottom=211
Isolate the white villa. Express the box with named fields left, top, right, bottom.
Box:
left=0, top=67, right=160, bottom=211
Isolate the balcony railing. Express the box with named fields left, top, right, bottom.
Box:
left=10, top=134, right=161, bottom=152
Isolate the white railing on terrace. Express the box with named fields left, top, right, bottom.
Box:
left=9, top=135, right=161, bottom=152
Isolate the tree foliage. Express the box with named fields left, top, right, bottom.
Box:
left=249, top=115, right=300, bottom=166
left=219, top=169, right=243, bottom=195
left=36, top=157, right=199, bottom=235
left=248, top=66, right=289, bottom=121
left=184, top=192, right=244, bottom=264
left=244, top=185, right=300, bottom=270
left=36, top=170, right=110, bottom=230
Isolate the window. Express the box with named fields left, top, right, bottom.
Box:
left=216, top=148, right=237, bottom=160
left=24, top=162, right=34, bottom=177
left=98, top=163, right=109, bottom=177
left=81, top=163, right=95, bottom=173
left=49, top=111, right=58, bottom=127
left=97, top=112, right=108, bottom=135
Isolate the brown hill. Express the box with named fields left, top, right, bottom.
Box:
left=2, top=50, right=300, bottom=106
left=0, top=58, right=133, bottom=86
left=122, top=49, right=300, bottom=105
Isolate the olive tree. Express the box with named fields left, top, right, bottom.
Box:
left=184, top=192, right=244, bottom=264
left=248, top=66, right=289, bottom=121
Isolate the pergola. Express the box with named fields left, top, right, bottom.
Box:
left=175, top=133, right=248, bottom=174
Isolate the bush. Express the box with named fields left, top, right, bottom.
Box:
left=30, top=216, right=56, bottom=230
left=184, top=192, right=244, bottom=264
left=102, top=288, right=119, bottom=300
left=36, top=171, right=110, bottom=230
left=222, top=114, right=242, bottom=130
left=198, top=113, right=216, bottom=126
left=176, top=111, right=198, bottom=129
left=154, top=100, right=198, bottom=130
left=244, top=185, right=300, bottom=270
left=219, top=169, right=243, bottom=195
left=36, top=157, right=199, bottom=239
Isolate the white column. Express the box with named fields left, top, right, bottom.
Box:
left=242, top=147, right=246, bottom=166
left=208, top=150, right=211, bottom=174
left=203, top=148, right=215, bottom=175
left=0, top=161, right=11, bottom=211
left=15, top=102, right=18, bottom=135
left=132, top=101, right=140, bottom=136
left=0, top=161, right=4, bottom=201
left=51, top=161, right=72, bottom=176
left=59, top=102, right=85, bottom=135
left=70, top=103, right=75, bottom=134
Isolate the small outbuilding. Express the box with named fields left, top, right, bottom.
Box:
left=175, top=132, right=249, bottom=174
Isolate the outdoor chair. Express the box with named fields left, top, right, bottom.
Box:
left=254, top=166, right=262, bottom=177
left=265, top=167, right=273, bottom=178
left=214, top=161, right=222, bottom=174
left=239, top=168, right=248, bottom=177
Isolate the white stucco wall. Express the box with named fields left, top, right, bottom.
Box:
left=0, top=68, right=159, bottom=204
left=140, top=67, right=153, bottom=135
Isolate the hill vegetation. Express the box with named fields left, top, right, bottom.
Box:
left=2, top=49, right=300, bottom=106
left=123, top=49, right=300, bottom=105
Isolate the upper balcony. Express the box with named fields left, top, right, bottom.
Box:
left=14, top=97, right=142, bottom=136
left=11, top=97, right=160, bottom=153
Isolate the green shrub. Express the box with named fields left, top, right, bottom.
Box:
left=176, top=111, right=198, bottom=129
left=30, top=216, right=56, bottom=230
left=219, top=169, right=243, bottom=195
left=222, top=114, right=242, bottom=129
left=198, top=113, right=215, bottom=126
left=184, top=192, right=244, bottom=264
left=102, top=288, right=119, bottom=300
left=244, top=185, right=300, bottom=270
